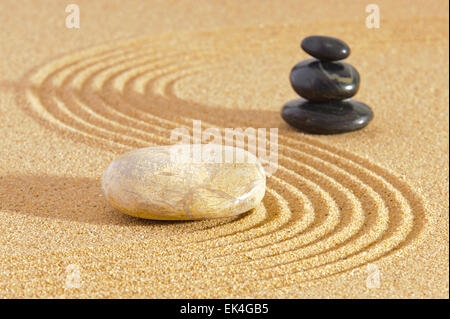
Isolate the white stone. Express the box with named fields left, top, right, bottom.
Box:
left=102, top=144, right=266, bottom=220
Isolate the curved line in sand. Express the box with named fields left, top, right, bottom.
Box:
left=29, top=55, right=354, bottom=256
left=19, top=26, right=427, bottom=291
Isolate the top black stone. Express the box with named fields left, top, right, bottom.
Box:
left=301, top=36, right=350, bottom=61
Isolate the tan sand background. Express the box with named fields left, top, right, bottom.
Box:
left=0, top=0, right=448, bottom=298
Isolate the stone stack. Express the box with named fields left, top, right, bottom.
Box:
left=282, top=36, right=373, bottom=134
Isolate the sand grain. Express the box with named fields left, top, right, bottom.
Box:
left=0, top=0, right=448, bottom=298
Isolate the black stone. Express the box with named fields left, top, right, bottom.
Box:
left=290, top=59, right=360, bottom=102
left=281, top=99, right=373, bottom=134
left=301, top=36, right=350, bottom=61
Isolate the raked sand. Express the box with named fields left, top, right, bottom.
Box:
left=0, top=0, right=448, bottom=298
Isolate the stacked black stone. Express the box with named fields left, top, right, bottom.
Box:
left=281, top=36, right=373, bottom=134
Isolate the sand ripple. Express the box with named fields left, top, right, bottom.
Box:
left=19, top=26, right=427, bottom=294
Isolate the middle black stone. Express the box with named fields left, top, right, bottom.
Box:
left=290, top=59, right=360, bottom=102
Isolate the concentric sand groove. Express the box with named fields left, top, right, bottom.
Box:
left=18, top=25, right=427, bottom=292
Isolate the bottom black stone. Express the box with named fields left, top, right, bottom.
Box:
left=281, top=99, right=373, bottom=134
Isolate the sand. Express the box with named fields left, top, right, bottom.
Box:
left=0, top=0, right=448, bottom=298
